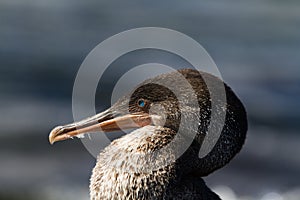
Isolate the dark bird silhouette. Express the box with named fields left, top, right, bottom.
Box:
left=49, top=69, right=247, bottom=200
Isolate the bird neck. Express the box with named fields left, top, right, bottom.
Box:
left=90, top=126, right=179, bottom=199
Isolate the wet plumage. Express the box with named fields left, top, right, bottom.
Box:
left=49, top=69, right=247, bottom=200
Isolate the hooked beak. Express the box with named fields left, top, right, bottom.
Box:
left=49, top=109, right=152, bottom=144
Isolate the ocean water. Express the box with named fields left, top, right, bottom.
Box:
left=1, top=0, right=300, bottom=199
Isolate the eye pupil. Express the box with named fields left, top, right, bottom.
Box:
left=138, top=99, right=145, bottom=107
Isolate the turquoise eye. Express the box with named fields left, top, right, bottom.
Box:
left=138, top=99, right=145, bottom=107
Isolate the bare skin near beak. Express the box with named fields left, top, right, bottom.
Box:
left=49, top=111, right=152, bottom=144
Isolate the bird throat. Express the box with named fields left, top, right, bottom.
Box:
left=89, top=126, right=179, bottom=200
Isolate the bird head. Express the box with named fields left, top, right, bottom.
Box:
left=49, top=69, right=247, bottom=176
left=49, top=70, right=197, bottom=145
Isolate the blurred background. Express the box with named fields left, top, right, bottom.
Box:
left=1, top=0, right=300, bottom=199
